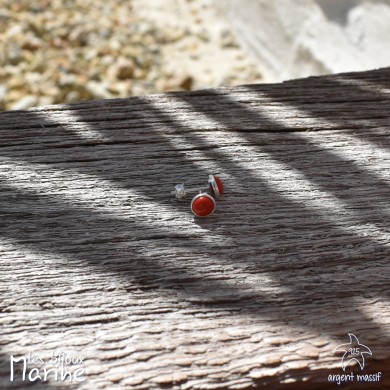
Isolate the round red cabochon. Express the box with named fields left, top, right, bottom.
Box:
left=191, top=195, right=215, bottom=217
left=214, top=175, right=224, bottom=196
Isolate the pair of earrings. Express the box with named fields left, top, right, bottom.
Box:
left=172, top=174, right=224, bottom=217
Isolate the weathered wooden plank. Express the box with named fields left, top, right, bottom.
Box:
left=0, top=68, right=390, bottom=389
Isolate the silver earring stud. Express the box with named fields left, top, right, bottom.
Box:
left=191, top=192, right=216, bottom=217
left=207, top=174, right=224, bottom=199
left=171, top=174, right=224, bottom=199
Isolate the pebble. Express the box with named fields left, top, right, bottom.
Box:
left=0, top=0, right=262, bottom=111
left=10, top=95, right=37, bottom=110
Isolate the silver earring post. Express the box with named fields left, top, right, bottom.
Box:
left=171, top=183, right=208, bottom=199
left=171, top=174, right=223, bottom=199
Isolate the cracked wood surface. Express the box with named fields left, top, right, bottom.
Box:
left=1, top=68, right=390, bottom=389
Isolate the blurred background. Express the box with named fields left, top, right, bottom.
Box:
left=0, top=0, right=389, bottom=111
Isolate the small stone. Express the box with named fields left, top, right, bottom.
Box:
left=116, top=58, right=135, bottom=80
left=219, top=29, right=238, bottom=48
left=0, top=84, right=7, bottom=101
left=65, top=91, right=81, bottom=103
left=38, top=96, right=54, bottom=106
left=21, top=34, right=42, bottom=51
left=178, top=74, right=193, bottom=91
left=10, top=95, right=37, bottom=110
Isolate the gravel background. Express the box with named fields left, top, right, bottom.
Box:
left=0, top=0, right=262, bottom=111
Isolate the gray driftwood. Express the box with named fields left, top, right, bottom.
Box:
left=1, top=68, right=390, bottom=390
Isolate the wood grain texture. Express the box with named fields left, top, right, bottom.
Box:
left=0, top=68, right=390, bottom=389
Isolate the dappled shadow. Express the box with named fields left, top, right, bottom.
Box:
left=1, top=68, right=390, bottom=387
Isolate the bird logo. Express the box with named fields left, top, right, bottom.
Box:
left=334, top=333, right=372, bottom=371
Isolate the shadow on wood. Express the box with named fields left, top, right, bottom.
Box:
left=0, top=68, right=389, bottom=389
